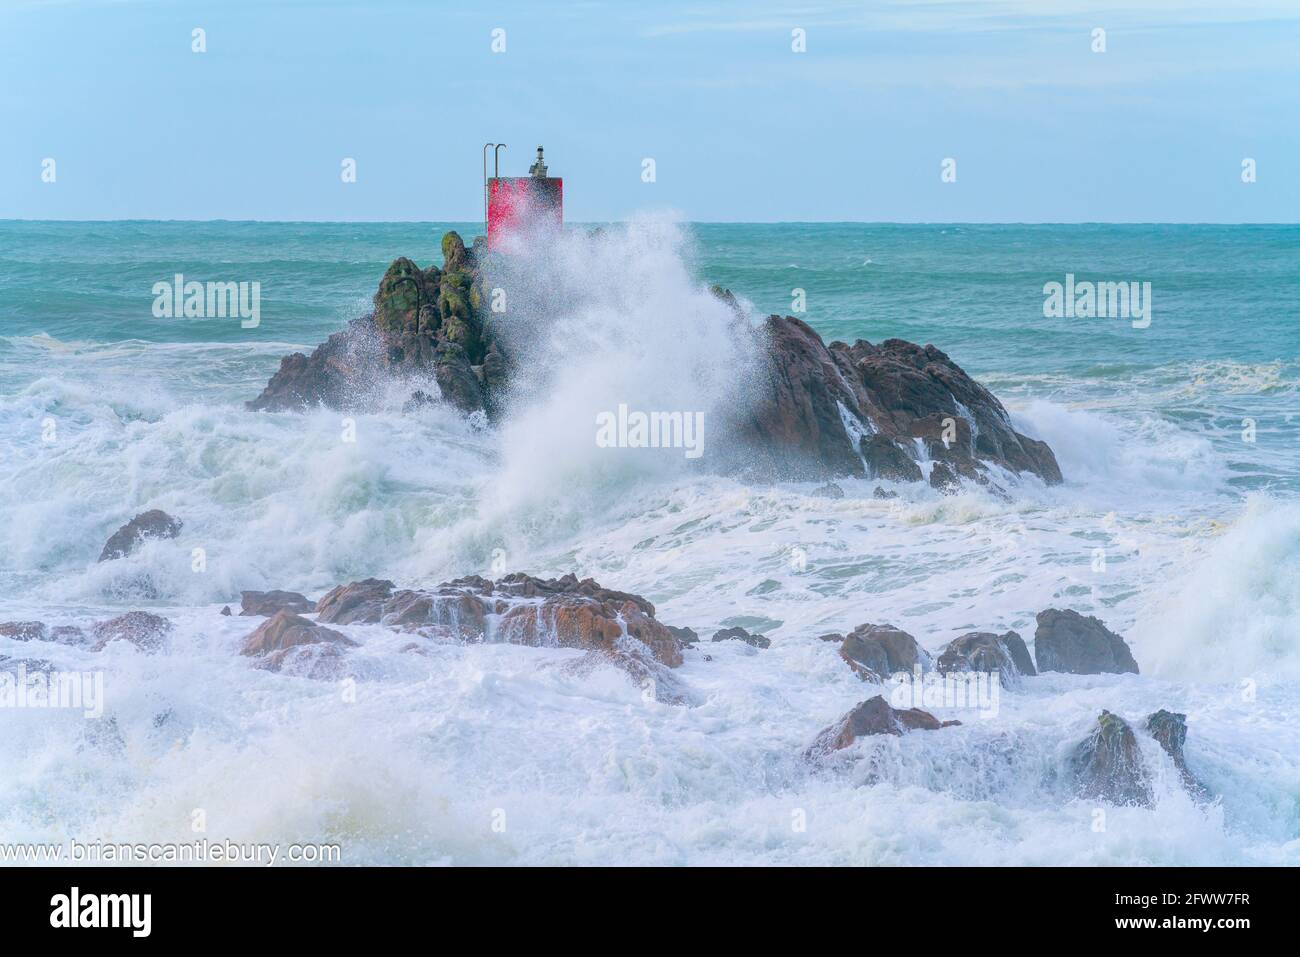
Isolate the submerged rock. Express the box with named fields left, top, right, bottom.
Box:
left=91, top=611, right=173, bottom=653
left=559, top=638, right=692, bottom=705
left=239, top=590, right=317, bottom=617
left=98, top=509, right=183, bottom=562
left=711, top=626, right=769, bottom=649
left=732, top=315, right=1063, bottom=487
left=0, top=621, right=47, bottom=641
left=836, top=623, right=929, bottom=681
left=936, top=630, right=1036, bottom=687
left=1067, top=710, right=1152, bottom=807
left=1146, top=709, right=1209, bottom=800
left=1034, top=609, right=1139, bottom=675
left=806, top=695, right=959, bottom=759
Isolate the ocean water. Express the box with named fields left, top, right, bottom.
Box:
left=0, top=219, right=1297, bottom=865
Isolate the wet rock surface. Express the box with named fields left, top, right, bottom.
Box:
left=834, top=623, right=929, bottom=681
left=249, top=249, right=1060, bottom=495
left=1146, top=709, right=1209, bottom=800
left=239, top=590, right=317, bottom=617
left=807, top=695, right=959, bottom=758
left=240, top=609, right=357, bottom=673
left=249, top=233, right=510, bottom=418
left=1067, top=710, right=1152, bottom=807
left=734, top=315, right=1063, bottom=486
left=316, top=572, right=684, bottom=667
left=91, top=611, right=173, bottom=653
left=98, top=509, right=183, bottom=562
left=711, top=626, right=769, bottom=649
left=1034, top=609, right=1139, bottom=675
left=937, top=630, right=1036, bottom=687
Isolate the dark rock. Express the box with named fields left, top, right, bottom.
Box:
left=220, top=606, right=232, bottom=616
left=667, top=626, right=699, bottom=646
left=249, top=236, right=509, bottom=419
left=811, top=482, right=845, bottom=499
left=1034, top=609, right=1139, bottom=675
left=495, top=574, right=682, bottom=666
left=732, top=316, right=1063, bottom=487
left=839, top=622, right=928, bottom=681
left=861, top=434, right=922, bottom=483
left=91, top=611, right=172, bottom=653
left=711, top=626, right=770, bottom=649
left=936, top=630, right=1036, bottom=687
left=98, top=510, right=182, bottom=561
left=928, top=462, right=959, bottom=494
left=239, top=590, right=317, bottom=617
left=871, top=486, right=899, bottom=500
left=1146, top=709, right=1208, bottom=800
left=807, top=695, right=959, bottom=758
left=0, top=621, right=47, bottom=641
left=1067, top=710, right=1152, bottom=806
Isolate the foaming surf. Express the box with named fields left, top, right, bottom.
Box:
left=1, top=220, right=1298, bottom=865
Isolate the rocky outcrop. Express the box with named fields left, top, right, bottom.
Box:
left=0, top=621, right=47, bottom=641
left=249, top=233, right=511, bottom=418
left=806, top=695, right=959, bottom=758
left=240, top=610, right=357, bottom=677
left=249, top=248, right=1058, bottom=495
left=832, top=623, right=929, bottom=681
left=936, top=630, right=1036, bottom=687
left=314, top=577, right=397, bottom=625
left=1146, top=710, right=1208, bottom=800
left=98, top=510, right=182, bottom=561
left=1067, top=710, right=1152, bottom=806
left=91, top=611, right=172, bottom=653
left=316, top=572, right=683, bottom=667
left=731, top=314, right=1063, bottom=487
left=711, top=626, right=769, bottom=649
left=239, top=590, right=317, bottom=617
left=1034, top=609, right=1139, bottom=675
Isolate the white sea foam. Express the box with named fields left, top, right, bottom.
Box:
left=1, top=219, right=1297, bottom=865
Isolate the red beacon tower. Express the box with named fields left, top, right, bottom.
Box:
left=484, top=145, right=563, bottom=251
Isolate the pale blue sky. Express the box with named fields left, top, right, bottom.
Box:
left=2, top=0, right=1298, bottom=221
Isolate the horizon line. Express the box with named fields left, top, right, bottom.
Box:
left=2, top=219, right=1297, bottom=227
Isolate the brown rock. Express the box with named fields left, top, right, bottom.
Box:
left=839, top=623, right=928, bottom=681
left=91, top=611, right=173, bottom=653
left=0, top=621, right=47, bottom=641
left=315, top=578, right=396, bottom=625
left=807, top=695, right=959, bottom=758
left=239, top=590, right=317, bottom=617
left=936, top=630, right=1036, bottom=687
left=240, top=610, right=357, bottom=675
